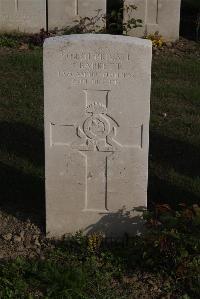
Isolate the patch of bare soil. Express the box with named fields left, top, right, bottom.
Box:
left=0, top=211, right=50, bottom=260
left=153, top=37, right=200, bottom=58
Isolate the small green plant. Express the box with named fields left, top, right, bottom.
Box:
left=87, top=232, right=104, bottom=253
left=62, top=1, right=143, bottom=36
left=145, top=31, right=165, bottom=48
left=0, top=35, right=18, bottom=48
left=122, top=2, right=143, bottom=35
left=0, top=29, right=50, bottom=49
left=0, top=205, right=199, bottom=298
left=0, top=3, right=143, bottom=48
left=141, top=204, right=200, bottom=297
left=63, top=9, right=106, bottom=35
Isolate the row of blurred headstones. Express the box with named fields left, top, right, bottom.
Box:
left=0, top=0, right=181, bottom=41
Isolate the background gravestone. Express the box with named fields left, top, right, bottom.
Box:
left=44, top=34, right=152, bottom=237
left=0, top=0, right=46, bottom=33
left=124, top=0, right=181, bottom=41
left=48, top=0, right=106, bottom=31
left=124, top=0, right=147, bottom=37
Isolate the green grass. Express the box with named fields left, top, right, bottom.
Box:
left=0, top=49, right=199, bottom=220
left=0, top=214, right=199, bottom=298
left=149, top=53, right=200, bottom=207
left=0, top=253, right=124, bottom=298
left=0, top=49, right=44, bottom=227
left=0, top=46, right=200, bottom=298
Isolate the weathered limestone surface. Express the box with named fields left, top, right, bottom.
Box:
left=124, top=0, right=147, bottom=37
left=44, top=34, right=152, bottom=237
left=0, top=0, right=46, bottom=33
left=124, top=0, right=181, bottom=41
left=48, top=0, right=106, bottom=31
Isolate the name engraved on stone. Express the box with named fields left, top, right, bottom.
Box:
left=57, top=51, right=134, bottom=86
left=44, top=34, right=152, bottom=237
left=60, top=51, right=130, bottom=62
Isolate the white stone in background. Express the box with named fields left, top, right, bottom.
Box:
left=48, top=0, right=106, bottom=31
left=124, top=0, right=181, bottom=41
left=124, top=0, right=147, bottom=37
left=44, top=34, right=152, bottom=237
left=153, top=0, right=181, bottom=42
left=0, top=0, right=46, bottom=33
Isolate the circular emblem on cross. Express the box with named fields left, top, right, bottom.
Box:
left=83, top=103, right=111, bottom=141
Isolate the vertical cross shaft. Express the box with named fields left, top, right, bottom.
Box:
left=51, top=89, right=122, bottom=212
left=81, top=152, right=110, bottom=212
left=15, top=0, right=19, bottom=11
left=75, top=0, right=79, bottom=16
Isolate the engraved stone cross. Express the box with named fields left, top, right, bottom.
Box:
left=51, top=89, right=122, bottom=212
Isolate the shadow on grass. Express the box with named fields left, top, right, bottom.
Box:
left=0, top=161, right=45, bottom=231
left=85, top=207, right=146, bottom=237
left=148, top=131, right=200, bottom=207
left=0, top=121, right=44, bottom=167
left=0, top=122, right=199, bottom=233
left=148, top=175, right=200, bottom=209
left=0, top=122, right=45, bottom=231
left=180, top=0, right=200, bottom=41
left=150, top=131, right=200, bottom=177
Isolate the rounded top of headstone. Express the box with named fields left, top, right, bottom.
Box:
left=43, top=34, right=152, bottom=48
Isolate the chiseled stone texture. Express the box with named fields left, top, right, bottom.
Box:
left=124, top=0, right=181, bottom=41
left=48, top=0, right=106, bottom=31
left=0, top=0, right=46, bottom=33
left=44, top=34, right=152, bottom=237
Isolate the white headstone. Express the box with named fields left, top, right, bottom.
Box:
left=0, top=0, right=46, bottom=33
left=124, top=0, right=181, bottom=41
left=44, top=34, right=152, bottom=237
left=124, top=0, right=147, bottom=37
left=48, top=0, right=106, bottom=31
